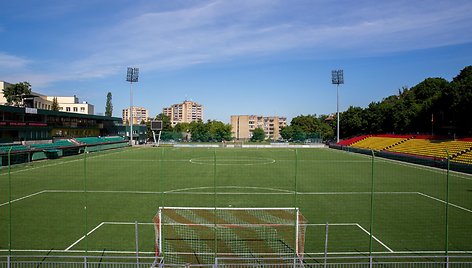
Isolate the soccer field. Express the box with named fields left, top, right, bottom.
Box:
left=1, top=146, right=471, bottom=262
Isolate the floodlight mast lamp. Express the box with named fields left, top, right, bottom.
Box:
left=331, top=70, right=344, bottom=143
left=126, top=67, right=139, bottom=145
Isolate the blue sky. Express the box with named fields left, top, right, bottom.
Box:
left=1, top=0, right=471, bottom=123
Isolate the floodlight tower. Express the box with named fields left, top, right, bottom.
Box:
left=331, top=70, right=344, bottom=143
left=126, top=67, right=139, bottom=145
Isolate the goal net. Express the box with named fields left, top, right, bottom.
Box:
left=153, top=207, right=307, bottom=265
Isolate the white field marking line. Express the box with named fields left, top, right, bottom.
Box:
left=64, top=221, right=393, bottom=254
left=305, top=250, right=472, bottom=255
left=0, top=249, right=156, bottom=254
left=0, top=190, right=46, bottom=207
left=45, top=189, right=417, bottom=195
left=377, top=158, right=472, bottom=181
left=3, top=249, right=472, bottom=255
left=93, top=159, right=190, bottom=162
left=157, top=223, right=359, bottom=227
left=164, top=185, right=294, bottom=194
left=189, top=158, right=275, bottom=166
left=355, top=224, right=394, bottom=253
left=332, top=147, right=472, bottom=181
left=65, top=221, right=156, bottom=251
left=0, top=189, right=416, bottom=206
left=298, top=191, right=417, bottom=195
left=102, top=221, right=155, bottom=225
left=45, top=189, right=162, bottom=195
left=0, top=148, right=130, bottom=176
left=417, top=192, right=472, bottom=213
left=65, top=222, right=105, bottom=251
left=151, top=191, right=418, bottom=195
left=276, top=159, right=372, bottom=163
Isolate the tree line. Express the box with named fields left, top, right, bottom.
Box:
left=146, top=114, right=234, bottom=142
left=339, top=66, right=472, bottom=138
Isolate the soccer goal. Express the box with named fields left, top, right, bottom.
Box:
left=153, top=207, right=307, bottom=265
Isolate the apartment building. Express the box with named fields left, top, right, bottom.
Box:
left=122, top=106, right=149, bottom=125
left=231, top=115, right=287, bottom=140
left=1, top=81, right=94, bottom=115
left=163, top=100, right=203, bottom=126
left=46, top=96, right=94, bottom=115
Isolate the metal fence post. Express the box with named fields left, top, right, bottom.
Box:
left=136, top=221, right=140, bottom=267
left=369, top=150, right=375, bottom=256
left=7, top=255, right=10, bottom=268
left=445, top=149, right=450, bottom=268
left=84, top=147, right=88, bottom=254
left=8, top=147, right=12, bottom=256
left=324, top=222, right=329, bottom=268
left=84, top=256, right=87, bottom=268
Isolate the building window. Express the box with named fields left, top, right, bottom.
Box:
left=73, top=107, right=78, bottom=112
left=66, top=107, right=71, bottom=112
left=80, top=107, right=85, bottom=112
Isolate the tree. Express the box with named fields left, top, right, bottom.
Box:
left=208, top=120, right=232, bottom=141
left=280, top=126, right=293, bottom=141
left=289, top=114, right=334, bottom=141
left=251, top=127, right=265, bottom=142
left=174, top=122, right=190, bottom=133
left=188, top=120, right=210, bottom=142
left=51, top=97, right=59, bottom=111
left=340, top=106, right=366, bottom=137
left=105, top=92, right=113, bottom=117
left=448, top=66, right=472, bottom=135
left=3, top=81, right=32, bottom=106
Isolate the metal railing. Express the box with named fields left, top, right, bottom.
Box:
left=1, top=255, right=472, bottom=268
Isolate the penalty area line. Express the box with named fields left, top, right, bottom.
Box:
left=417, top=192, right=472, bottom=213
left=356, top=224, right=393, bottom=253
left=0, top=190, right=46, bottom=207
left=65, top=222, right=105, bottom=251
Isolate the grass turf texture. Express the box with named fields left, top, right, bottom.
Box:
left=0, top=147, right=471, bottom=259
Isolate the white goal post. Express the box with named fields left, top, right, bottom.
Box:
left=153, top=207, right=307, bottom=265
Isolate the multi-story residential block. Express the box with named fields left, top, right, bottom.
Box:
left=122, top=106, right=149, bottom=125
left=1, top=81, right=94, bottom=115
left=231, top=115, right=287, bottom=141
left=163, top=100, right=203, bottom=126
left=46, top=96, right=94, bottom=115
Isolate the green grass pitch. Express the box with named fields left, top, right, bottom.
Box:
left=1, top=147, right=471, bottom=258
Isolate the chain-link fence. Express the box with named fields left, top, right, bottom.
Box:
left=1, top=145, right=471, bottom=265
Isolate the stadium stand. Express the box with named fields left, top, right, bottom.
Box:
left=29, top=140, right=75, bottom=150
left=337, top=135, right=371, bottom=146
left=454, top=151, right=472, bottom=164
left=102, top=136, right=125, bottom=142
left=385, top=139, right=472, bottom=159
left=0, top=144, right=29, bottom=153
left=339, top=134, right=472, bottom=168
left=75, top=136, right=125, bottom=145
left=350, top=136, right=410, bottom=151
left=75, top=137, right=107, bottom=145
left=1, top=136, right=128, bottom=165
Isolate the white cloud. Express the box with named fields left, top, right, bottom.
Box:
left=64, top=0, right=472, bottom=76
left=0, top=52, right=31, bottom=69
left=5, top=0, right=472, bottom=85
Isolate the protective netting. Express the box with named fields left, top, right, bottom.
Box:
left=153, top=207, right=307, bottom=264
